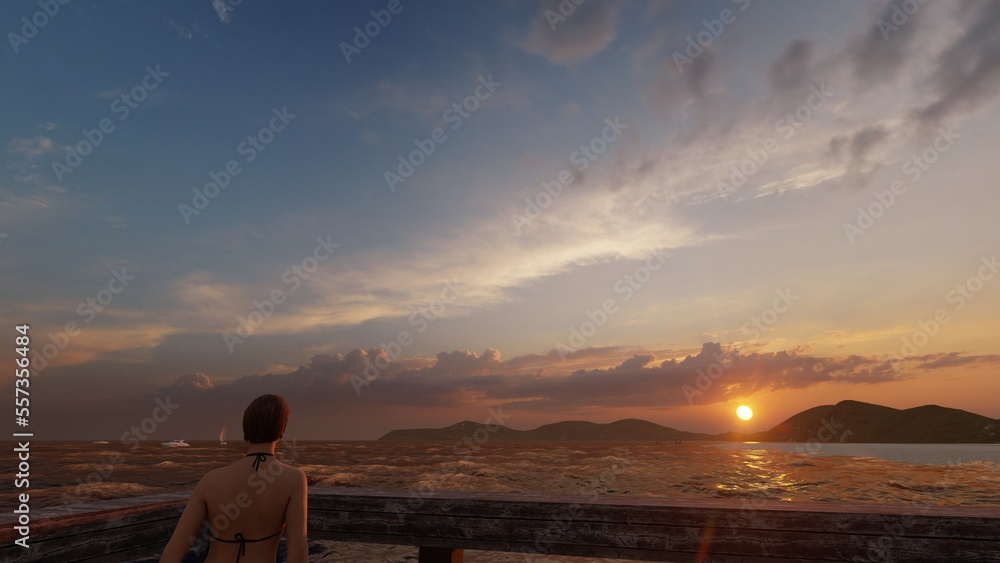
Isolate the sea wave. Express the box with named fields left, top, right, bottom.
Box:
left=315, top=473, right=367, bottom=487
left=4, top=440, right=1000, bottom=510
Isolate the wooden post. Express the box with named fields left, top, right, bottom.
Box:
left=418, top=546, right=464, bottom=562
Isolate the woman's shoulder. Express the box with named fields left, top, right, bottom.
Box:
left=195, top=464, right=231, bottom=486
left=275, top=452, right=304, bottom=473
left=280, top=462, right=307, bottom=483
left=199, top=457, right=253, bottom=481
left=272, top=462, right=307, bottom=493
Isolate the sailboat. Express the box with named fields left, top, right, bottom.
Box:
left=219, top=421, right=228, bottom=446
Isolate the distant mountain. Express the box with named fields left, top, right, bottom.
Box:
left=379, top=418, right=716, bottom=442
left=377, top=400, right=1000, bottom=443
left=379, top=421, right=525, bottom=442
left=760, top=400, right=1000, bottom=443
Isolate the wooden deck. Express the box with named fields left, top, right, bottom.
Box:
left=1, top=487, right=998, bottom=561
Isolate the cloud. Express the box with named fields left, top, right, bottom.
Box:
left=850, top=0, right=926, bottom=86
left=6, top=136, right=54, bottom=158
left=500, top=345, right=635, bottom=375
left=344, top=70, right=526, bottom=125
left=212, top=0, right=233, bottom=24
left=162, top=342, right=919, bottom=414
left=172, top=372, right=214, bottom=390
left=913, top=1, right=1000, bottom=126
left=172, top=271, right=249, bottom=318
left=536, top=343, right=910, bottom=408
left=517, top=1, right=618, bottom=65
left=35, top=342, right=996, bottom=439
left=769, top=40, right=813, bottom=92
left=847, top=126, right=889, bottom=160
left=914, top=352, right=1000, bottom=370
left=424, top=348, right=502, bottom=376
left=213, top=211, right=703, bottom=337
left=643, top=49, right=716, bottom=118
left=0, top=193, right=51, bottom=211
left=827, top=124, right=889, bottom=180
left=106, top=215, right=129, bottom=229
left=615, top=353, right=656, bottom=371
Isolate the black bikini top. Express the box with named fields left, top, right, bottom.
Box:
left=209, top=453, right=283, bottom=563
left=209, top=526, right=284, bottom=563
left=245, top=452, right=273, bottom=471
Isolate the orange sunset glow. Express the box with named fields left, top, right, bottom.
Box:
left=1, top=1, right=998, bottom=443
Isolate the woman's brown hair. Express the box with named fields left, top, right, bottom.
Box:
left=242, top=394, right=289, bottom=443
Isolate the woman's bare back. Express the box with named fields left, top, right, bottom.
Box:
left=160, top=395, right=308, bottom=563
left=199, top=453, right=305, bottom=563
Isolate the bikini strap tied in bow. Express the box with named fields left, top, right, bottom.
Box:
left=245, top=452, right=273, bottom=471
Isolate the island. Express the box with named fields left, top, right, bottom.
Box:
left=378, top=400, right=1000, bottom=443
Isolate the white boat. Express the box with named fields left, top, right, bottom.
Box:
left=219, top=422, right=228, bottom=446
left=162, top=440, right=189, bottom=447
left=92, top=440, right=109, bottom=444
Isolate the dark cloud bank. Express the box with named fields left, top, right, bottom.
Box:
left=154, top=342, right=997, bottom=428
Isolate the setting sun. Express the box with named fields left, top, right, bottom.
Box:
left=736, top=405, right=754, bottom=421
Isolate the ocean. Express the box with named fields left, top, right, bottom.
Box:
left=4, top=440, right=999, bottom=561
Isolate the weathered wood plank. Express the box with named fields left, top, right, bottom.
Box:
left=1, top=487, right=998, bottom=562
left=305, top=487, right=1000, bottom=562
left=307, top=510, right=1000, bottom=561
left=0, top=500, right=184, bottom=562
left=307, top=487, right=1000, bottom=540
left=0, top=491, right=190, bottom=527
left=308, top=486, right=1000, bottom=518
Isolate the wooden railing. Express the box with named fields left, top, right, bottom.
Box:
left=0, top=491, right=189, bottom=562
left=2, top=487, right=999, bottom=561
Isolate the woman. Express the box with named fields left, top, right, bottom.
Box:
left=159, top=394, right=308, bottom=563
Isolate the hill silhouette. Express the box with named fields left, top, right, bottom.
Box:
left=378, top=418, right=718, bottom=442
left=378, top=400, right=999, bottom=443
left=762, top=400, right=999, bottom=443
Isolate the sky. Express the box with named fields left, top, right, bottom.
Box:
left=2, top=0, right=999, bottom=441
